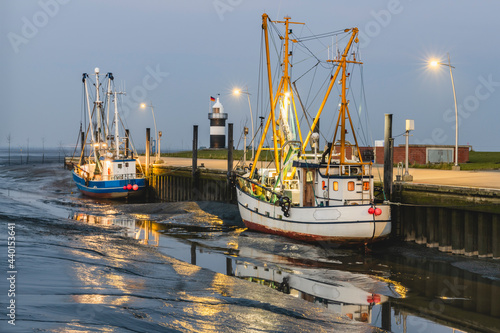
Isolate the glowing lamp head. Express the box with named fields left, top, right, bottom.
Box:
left=140, top=103, right=147, bottom=109
left=430, top=60, right=439, bottom=67
left=233, top=89, right=241, bottom=95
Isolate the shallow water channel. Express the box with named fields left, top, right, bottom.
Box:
left=70, top=202, right=500, bottom=333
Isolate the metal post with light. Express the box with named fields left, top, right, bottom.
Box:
left=430, top=53, right=460, bottom=170
left=233, top=88, right=254, bottom=160
left=403, top=119, right=414, bottom=182
left=140, top=102, right=159, bottom=163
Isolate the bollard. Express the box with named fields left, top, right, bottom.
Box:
left=383, top=114, right=393, bottom=201
left=146, top=128, right=151, bottom=177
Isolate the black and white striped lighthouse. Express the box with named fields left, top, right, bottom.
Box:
left=208, top=96, right=228, bottom=148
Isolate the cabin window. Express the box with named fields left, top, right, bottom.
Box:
left=333, top=181, right=339, bottom=191
left=306, top=171, right=314, bottom=183
left=348, top=181, right=355, bottom=191
left=117, top=164, right=122, bottom=169
left=125, top=162, right=129, bottom=167
left=363, top=182, right=370, bottom=191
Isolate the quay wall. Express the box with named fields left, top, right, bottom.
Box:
left=391, top=182, right=500, bottom=259
left=148, top=165, right=235, bottom=203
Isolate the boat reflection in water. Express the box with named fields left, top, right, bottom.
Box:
left=234, top=258, right=386, bottom=323
left=70, top=210, right=500, bottom=333
left=71, top=213, right=159, bottom=246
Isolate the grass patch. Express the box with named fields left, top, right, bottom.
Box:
left=162, top=149, right=275, bottom=162
left=402, top=151, right=500, bottom=170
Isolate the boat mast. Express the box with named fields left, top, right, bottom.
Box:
left=105, top=73, right=113, bottom=145
left=114, top=91, right=120, bottom=159
left=300, top=28, right=360, bottom=155
left=83, top=73, right=98, bottom=165
left=326, top=29, right=365, bottom=171
left=249, top=14, right=303, bottom=178
left=94, top=67, right=105, bottom=145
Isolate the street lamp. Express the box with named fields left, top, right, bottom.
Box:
left=430, top=53, right=460, bottom=170
left=233, top=88, right=254, bottom=160
left=140, top=102, right=159, bottom=163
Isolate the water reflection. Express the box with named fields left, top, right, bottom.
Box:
left=234, top=259, right=386, bottom=323
left=72, top=213, right=159, bottom=246
left=70, top=211, right=500, bottom=333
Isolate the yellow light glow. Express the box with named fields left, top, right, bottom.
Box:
left=430, top=60, right=439, bottom=67
left=233, top=89, right=241, bottom=95
left=140, top=103, right=146, bottom=108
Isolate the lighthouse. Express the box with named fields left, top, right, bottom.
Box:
left=208, top=96, right=228, bottom=148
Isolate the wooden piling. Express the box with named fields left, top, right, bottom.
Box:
left=451, top=209, right=465, bottom=255
left=404, top=206, right=415, bottom=241
left=464, top=211, right=478, bottom=256
left=227, top=123, right=234, bottom=202
left=493, top=214, right=500, bottom=259
left=426, top=207, right=439, bottom=248
left=192, top=125, right=199, bottom=200
left=146, top=128, right=151, bottom=177
left=438, top=207, right=452, bottom=252
left=383, top=114, right=393, bottom=200
left=477, top=213, right=492, bottom=258
left=415, top=206, right=427, bottom=244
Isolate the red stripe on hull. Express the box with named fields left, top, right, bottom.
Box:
left=242, top=219, right=387, bottom=245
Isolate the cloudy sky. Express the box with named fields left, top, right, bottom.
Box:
left=1, top=0, right=499, bottom=152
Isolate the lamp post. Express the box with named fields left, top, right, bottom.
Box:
left=430, top=53, right=460, bottom=170
left=140, top=102, right=159, bottom=163
left=233, top=88, right=254, bottom=160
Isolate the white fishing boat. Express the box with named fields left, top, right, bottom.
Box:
left=71, top=68, right=146, bottom=199
left=235, top=14, right=390, bottom=244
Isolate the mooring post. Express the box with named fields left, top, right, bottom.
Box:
left=384, top=114, right=393, bottom=201
left=192, top=125, right=198, bottom=178
left=125, top=129, right=130, bottom=158
left=192, top=125, right=199, bottom=200
left=146, top=128, right=151, bottom=177
left=227, top=123, right=234, bottom=202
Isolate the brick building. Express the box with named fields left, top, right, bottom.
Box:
left=369, top=145, right=470, bottom=165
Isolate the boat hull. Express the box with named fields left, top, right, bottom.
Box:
left=72, top=171, right=146, bottom=199
left=236, top=186, right=391, bottom=244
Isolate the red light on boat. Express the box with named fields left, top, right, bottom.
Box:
left=133, top=184, right=139, bottom=191
left=367, top=294, right=381, bottom=304
left=374, top=208, right=382, bottom=216
left=368, top=207, right=375, bottom=214
left=127, top=184, right=132, bottom=190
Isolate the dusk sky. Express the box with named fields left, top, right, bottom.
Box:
left=1, top=0, right=500, bottom=152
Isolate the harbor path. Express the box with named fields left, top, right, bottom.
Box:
left=141, top=157, right=500, bottom=190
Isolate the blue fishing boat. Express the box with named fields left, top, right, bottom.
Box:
left=71, top=68, right=146, bottom=199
